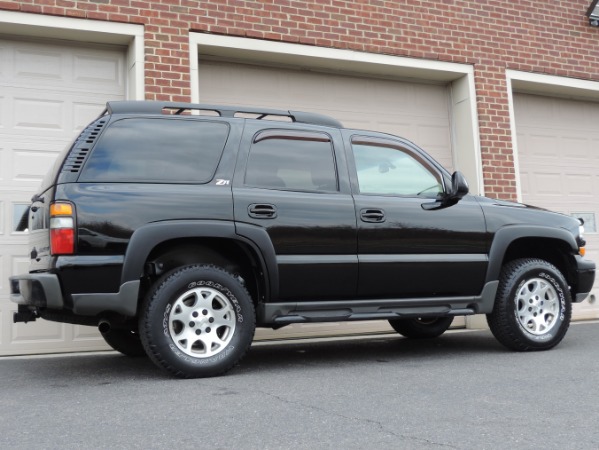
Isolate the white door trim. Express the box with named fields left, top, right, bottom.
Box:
left=0, top=10, right=144, bottom=100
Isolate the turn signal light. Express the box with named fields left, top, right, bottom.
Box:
left=50, top=202, right=75, bottom=255
left=50, top=203, right=73, bottom=216
left=580, top=247, right=586, bottom=257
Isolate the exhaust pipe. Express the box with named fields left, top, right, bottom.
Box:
left=98, top=320, right=111, bottom=335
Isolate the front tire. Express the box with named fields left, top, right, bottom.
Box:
left=487, top=258, right=571, bottom=351
left=139, top=264, right=256, bottom=378
left=388, top=316, right=454, bottom=339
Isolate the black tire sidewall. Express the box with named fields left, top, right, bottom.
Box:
left=490, top=259, right=572, bottom=350
left=389, top=316, right=454, bottom=339
left=507, top=264, right=570, bottom=345
left=140, top=265, right=255, bottom=378
left=101, top=329, right=146, bottom=357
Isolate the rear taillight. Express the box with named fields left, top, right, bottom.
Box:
left=50, top=202, right=75, bottom=255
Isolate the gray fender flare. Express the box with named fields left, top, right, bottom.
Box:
left=121, top=220, right=278, bottom=299
left=484, top=225, right=577, bottom=284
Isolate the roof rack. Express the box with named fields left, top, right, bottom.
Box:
left=103, top=101, right=343, bottom=128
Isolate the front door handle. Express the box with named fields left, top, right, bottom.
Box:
left=360, top=208, right=385, bottom=223
left=248, top=203, right=277, bottom=219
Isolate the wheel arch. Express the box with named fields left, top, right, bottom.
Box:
left=485, top=225, right=578, bottom=288
left=122, top=220, right=278, bottom=308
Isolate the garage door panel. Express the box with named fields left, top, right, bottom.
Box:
left=527, top=134, right=559, bottom=158
left=2, top=41, right=125, bottom=94
left=515, top=93, right=599, bottom=320
left=565, top=174, right=594, bottom=197
left=0, top=38, right=125, bottom=356
left=14, top=46, right=64, bottom=80
left=3, top=90, right=110, bottom=136
left=530, top=171, right=562, bottom=196
left=0, top=148, right=4, bottom=181
left=0, top=140, right=61, bottom=184
left=12, top=318, right=66, bottom=343
left=200, top=59, right=454, bottom=339
left=73, top=53, right=123, bottom=86
left=12, top=149, right=58, bottom=183
left=14, top=97, right=65, bottom=132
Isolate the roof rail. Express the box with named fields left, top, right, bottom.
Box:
left=103, top=101, right=343, bottom=128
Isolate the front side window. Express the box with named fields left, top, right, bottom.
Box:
left=352, top=140, right=443, bottom=197
left=245, top=131, right=338, bottom=192
left=80, top=118, right=229, bottom=183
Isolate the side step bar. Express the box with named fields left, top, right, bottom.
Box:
left=260, top=281, right=499, bottom=326
left=272, top=307, right=477, bottom=325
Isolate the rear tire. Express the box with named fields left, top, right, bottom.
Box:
left=101, top=328, right=146, bottom=357
left=139, top=264, right=255, bottom=378
left=388, top=316, right=454, bottom=339
left=486, top=258, right=571, bottom=351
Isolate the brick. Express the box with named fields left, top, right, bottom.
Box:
left=1, top=0, right=597, bottom=201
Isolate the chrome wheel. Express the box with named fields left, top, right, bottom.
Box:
left=515, top=277, right=559, bottom=336
left=168, top=286, right=236, bottom=358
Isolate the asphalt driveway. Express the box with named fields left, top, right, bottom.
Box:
left=1, top=321, right=598, bottom=449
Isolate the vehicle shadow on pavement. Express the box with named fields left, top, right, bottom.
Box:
left=0, top=329, right=511, bottom=382
left=1, top=352, right=163, bottom=384
left=236, top=329, right=506, bottom=375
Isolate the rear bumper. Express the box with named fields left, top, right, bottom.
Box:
left=10, top=273, right=139, bottom=317
left=574, top=256, right=596, bottom=303
left=10, top=273, right=64, bottom=309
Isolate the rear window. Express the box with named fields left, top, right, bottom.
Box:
left=79, top=118, right=229, bottom=183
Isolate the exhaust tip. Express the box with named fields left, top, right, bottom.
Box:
left=98, top=320, right=111, bottom=334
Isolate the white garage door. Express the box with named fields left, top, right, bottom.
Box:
left=0, top=38, right=126, bottom=355
left=199, top=60, right=457, bottom=339
left=514, top=93, right=599, bottom=320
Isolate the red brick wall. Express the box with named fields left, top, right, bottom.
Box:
left=2, top=0, right=599, bottom=200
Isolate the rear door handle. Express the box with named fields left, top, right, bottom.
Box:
left=248, top=204, right=277, bottom=219
left=360, top=208, right=385, bottom=223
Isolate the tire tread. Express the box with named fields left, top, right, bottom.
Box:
left=486, top=258, right=571, bottom=352
left=139, top=264, right=255, bottom=378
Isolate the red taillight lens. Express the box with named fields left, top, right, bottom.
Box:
left=50, top=228, right=75, bottom=255
left=50, top=203, right=75, bottom=255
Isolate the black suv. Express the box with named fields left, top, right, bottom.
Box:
left=10, top=101, right=595, bottom=378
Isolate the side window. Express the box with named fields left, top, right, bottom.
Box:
left=79, top=118, right=229, bottom=183
left=245, top=131, right=338, bottom=192
left=352, top=141, right=443, bottom=197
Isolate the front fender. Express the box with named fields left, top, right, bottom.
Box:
left=485, top=225, right=578, bottom=283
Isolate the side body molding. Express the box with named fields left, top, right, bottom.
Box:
left=485, top=225, right=578, bottom=283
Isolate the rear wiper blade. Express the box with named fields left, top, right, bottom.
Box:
left=31, top=193, right=45, bottom=203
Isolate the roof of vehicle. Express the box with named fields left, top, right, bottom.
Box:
left=104, top=101, right=343, bottom=128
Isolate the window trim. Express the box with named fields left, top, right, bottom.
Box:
left=245, top=129, right=339, bottom=193
left=350, top=135, right=446, bottom=197
left=254, top=129, right=331, bottom=144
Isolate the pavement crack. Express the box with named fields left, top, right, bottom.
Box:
left=254, top=389, right=458, bottom=449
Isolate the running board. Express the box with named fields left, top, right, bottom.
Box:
left=272, top=307, right=477, bottom=325
left=259, top=281, right=499, bottom=325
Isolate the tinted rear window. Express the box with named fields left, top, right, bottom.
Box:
left=79, top=118, right=229, bottom=183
